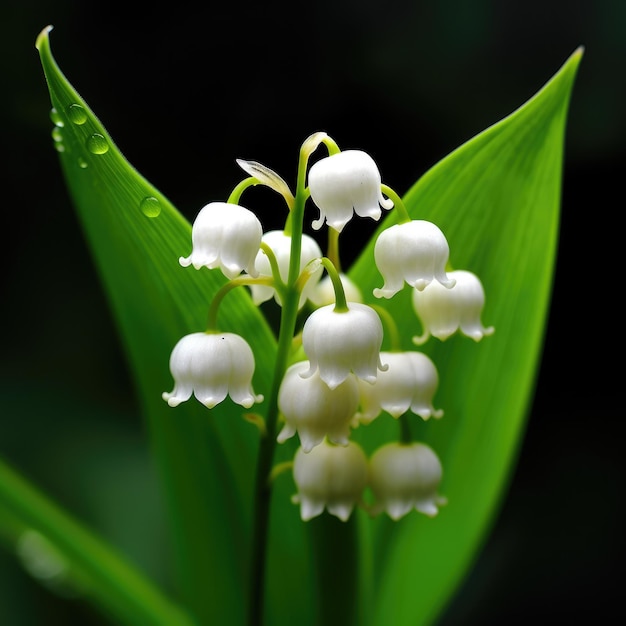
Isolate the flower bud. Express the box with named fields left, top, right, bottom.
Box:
left=308, top=150, right=393, bottom=233
left=369, top=442, right=447, bottom=520
left=162, top=332, right=264, bottom=409
left=179, top=202, right=263, bottom=279
left=412, top=269, right=495, bottom=344
left=248, top=230, right=323, bottom=309
left=292, top=440, right=369, bottom=521
left=373, top=220, right=455, bottom=299
left=277, top=361, right=359, bottom=452
left=354, top=351, right=443, bottom=426
left=301, top=302, right=387, bottom=389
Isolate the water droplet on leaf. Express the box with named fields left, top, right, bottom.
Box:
left=50, top=108, right=64, bottom=127
left=86, top=133, right=109, bottom=154
left=67, top=104, right=88, bottom=125
left=140, top=196, right=161, bottom=218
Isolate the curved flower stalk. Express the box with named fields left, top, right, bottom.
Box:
left=162, top=332, right=264, bottom=409
left=276, top=361, right=359, bottom=452
left=368, top=441, right=447, bottom=520
left=248, top=230, right=323, bottom=309
left=179, top=202, right=263, bottom=278
left=308, top=149, right=394, bottom=233
left=309, top=272, right=363, bottom=307
left=353, top=350, right=444, bottom=426
left=412, top=269, right=495, bottom=344
left=291, top=439, right=369, bottom=521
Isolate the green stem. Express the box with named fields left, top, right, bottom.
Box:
left=248, top=283, right=299, bottom=626
left=371, top=304, right=401, bottom=352
left=320, top=135, right=341, bottom=155
left=206, top=276, right=274, bottom=330
left=399, top=413, right=413, bottom=443
left=381, top=184, right=410, bottom=223
left=327, top=227, right=341, bottom=271
left=227, top=177, right=259, bottom=204
left=0, top=456, right=194, bottom=626
left=259, top=242, right=286, bottom=296
left=309, top=514, right=362, bottom=625
left=320, top=257, right=348, bottom=311
left=247, top=139, right=313, bottom=626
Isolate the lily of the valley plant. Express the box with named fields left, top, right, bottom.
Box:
left=164, top=136, right=496, bottom=518
left=0, top=25, right=581, bottom=626
left=161, top=134, right=495, bottom=614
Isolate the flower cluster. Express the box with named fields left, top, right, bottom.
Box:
left=162, top=132, right=494, bottom=522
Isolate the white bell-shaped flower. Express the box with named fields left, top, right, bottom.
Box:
left=309, top=272, right=363, bottom=307
left=308, top=150, right=394, bottom=233
left=373, top=220, right=456, bottom=298
left=292, top=439, right=368, bottom=521
left=162, top=332, right=264, bottom=409
left=412, top=269, right=495, bottom=344
left=179, top=202, right=263, bottom=279
left=277, top=361, right=359, bottom=452
left=248, top=230, right=323, bottom=309
left=301, top=302, right=387, bottom=389
left=354, top=351, right=443, bottom=426
left=369, top=442, right=447, bottom=520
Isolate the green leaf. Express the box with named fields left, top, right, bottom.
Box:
left=35, top=25, right=315, bottom=626
left=348, top=48, right=583, bottom=625
left=0, top=456, right=194, bottom=626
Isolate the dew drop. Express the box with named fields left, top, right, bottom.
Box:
left=51, top=128, right=63, bottom=143
left=140, top=196, right=161, bottom=218
left=54, top=143, right=65, bottom=153
left=17, top=530, right=68, bottom=582
left=50, top=108, right=64, bottom=127
left=67, top=103, right=88, bottom=125
left=86, top=133, right=109, bottom=155
left=78, top=157, right=89, bottom=169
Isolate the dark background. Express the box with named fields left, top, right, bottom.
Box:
left=1, top=1, right=623, bottom=624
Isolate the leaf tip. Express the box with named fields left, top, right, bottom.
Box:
left=35, top=25, right=53, bottom=51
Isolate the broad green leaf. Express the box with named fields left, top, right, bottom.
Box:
left=0, top=456, right=194, bottom=626
left=35, top=25, right=316, bottom=626
left=348, top=48, right=582, bottom=625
